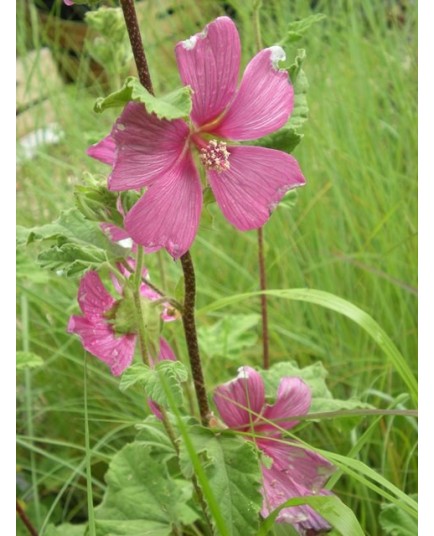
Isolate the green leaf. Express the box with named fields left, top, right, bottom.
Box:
left=198, top=314, right=260, bottom=359
left=179, top=426, right=263, bottom=536
left=95, top=442, right=198, bottom=535
left=287, top=50, right=309, bottom=131
left=198, top=288, right=417, bottom=405
left=120, top=361, right=188, bottom=408
left=119, top=363, right=151, bottom=392
left=379, top=498, right=418, bottom=535
left=278, top=13, right=326, bottom=45
left=74, top=174, right=123, bottom=227
left=17, top=208, right=129, bottom=278
left=45, top=523, right=87, bottom=536
left=257, top=495, right=364, bottom=536
left=262, top=361, right=372, bottom=415
left=145, top=361, right=189, bottom=407
left=253, top=49, right=308, bottom=154
left=94, top=76, right=192, bottom=120
left=16, top=351, right=44, bottom=370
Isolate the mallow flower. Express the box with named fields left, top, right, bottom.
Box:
left=214, top=366, right=334, bottom=535
left=88, top=16, right=306, bottom=259
left=67, top=263, right=176, bottom=375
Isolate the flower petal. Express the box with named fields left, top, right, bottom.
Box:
left=67, top=316, right=136, bottom=376
left=108, top=103, right=189, bottom=191
left=124, top=152, right=202, bottom=259
left=175, top=17, right=241, bottom=127
left=208, top=145, right=305, bottom=231
left=212, top=47, right=293, bottom=140
left=77, top=271, right=116, bottom=318
left=158, top=337, right=177, bottom=362
left=257, top=439, right=335, bottom=491
left=214, top=366, right=265, bottom=430
left=260, top=460, right=332, bottom=532
left=87, top=135, right=116, bottom=166
left=258, top=377, right=312, bottom=433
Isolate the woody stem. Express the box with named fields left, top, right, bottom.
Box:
left=180, top=251, right=211, bottom=425
left=119, top=0, right=153, bottom=94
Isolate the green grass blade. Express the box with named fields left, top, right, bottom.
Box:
left=198, top=289, right=417, bottom=404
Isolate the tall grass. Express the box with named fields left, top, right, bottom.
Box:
left=17, top=1, right=417, bottom=534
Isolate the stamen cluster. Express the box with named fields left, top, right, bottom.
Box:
left=199, top=139, right=231, bottom=172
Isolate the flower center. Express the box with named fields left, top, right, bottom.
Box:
left=199, top=140, right=230, bottom=173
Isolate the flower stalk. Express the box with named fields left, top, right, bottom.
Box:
left=180, top=251, right=211, bottom=425
left=119, top=0, right=153, bottom=94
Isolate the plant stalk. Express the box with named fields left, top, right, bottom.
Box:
left=119, top=0, right=153, bottom=93
left=16, top=501, right=39, bottom=536
left=180, top=251, right=211, bottom=425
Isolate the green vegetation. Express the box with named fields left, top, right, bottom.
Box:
left=17, top=1, right=417, bottom=534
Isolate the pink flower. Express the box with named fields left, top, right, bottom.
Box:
left=214, top=367, right=334, bottom=535
left=64, top=0, right=74, bottom=5
left=67, top=265, right=176, bottom=375
left=88, top=16, right=306, bottom=259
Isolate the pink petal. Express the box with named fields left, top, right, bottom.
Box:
left=260, top=460, right=332, bottom=532
left=87, top=135, right=116, bottom=166
left=257, top=439, right=335, bottom=492
left=257, top=377, right=311, bottom=433
left=148, top=337, right=177, bottom=368
left=148, top=399, right=163, bottom=420
left=77, top=271, right=116, bottom=318
left=67, top=316, right=136, bottom=376
left=64, top=0, right=74, bottom=5
left=101, top=222, right=130, bottom=243
left=108, top=103, right=189, bottom=191
left=175, top=17, right=241, bottom=127
left=158, top=337, right=177, bottom=362
left=214, top=366, right=265, bottom=430
left=208, top=145, right=305, bottom=231
left=124, top=152, right=202, bottom=259
left=212, top=47, right=293, bottom=141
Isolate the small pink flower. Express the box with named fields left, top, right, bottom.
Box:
left=88, top=16, right=305, bottom=259
left=64, top=0, right=74, bottom=5
left=67, top=266, right=176, bottom=375
left=214, top=367, right=334, bottom=535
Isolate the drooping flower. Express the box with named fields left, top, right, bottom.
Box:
left=214, top=366, right=334, bottom=535
left=67, top=264, right=176, bottom=375
left=88, top=16, right=306, bottom=259
left=63, top=0, right=74, bottom=5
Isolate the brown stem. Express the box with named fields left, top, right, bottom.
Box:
left=16, top=501, right=39, bottom=536
left=119, top=0, right=153, bottom=94
left=257, top=227, right=270, bottom=369
left=180, top=251, right=211, bottom=425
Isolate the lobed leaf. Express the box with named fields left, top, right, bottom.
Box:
left=95, top=442, right=198, bottom=535
left=94, top=76, right=193, bottom=120
left=179, top=426, right=263, bottom=536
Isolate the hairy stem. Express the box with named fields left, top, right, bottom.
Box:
left=180, top=251, right=211, bottom=425
left=119, top=0, right=153, bottom=93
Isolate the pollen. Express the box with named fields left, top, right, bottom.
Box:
left=199, top=140, right=230, bottom=173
